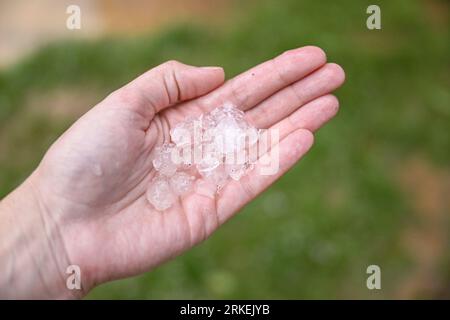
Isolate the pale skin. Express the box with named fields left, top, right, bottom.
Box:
left=0, top=46, right=345, bottom=298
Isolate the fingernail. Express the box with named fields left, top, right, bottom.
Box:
left=200, top=66, right=223, bottom=71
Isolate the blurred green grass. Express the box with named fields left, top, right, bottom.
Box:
left=0, top=0, right=449, bottom=298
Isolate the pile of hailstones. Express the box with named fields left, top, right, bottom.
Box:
left=147, top=103, right=260, bottom=211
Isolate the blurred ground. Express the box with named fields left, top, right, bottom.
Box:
left=0, top=0, right=230, bottom=68
left=0, top=0, right=449, bottom=299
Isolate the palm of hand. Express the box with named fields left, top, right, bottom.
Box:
left=35, top=47, right=344, bottom=290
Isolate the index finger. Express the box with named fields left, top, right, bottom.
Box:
left=197, top=46, right=327, bottom=112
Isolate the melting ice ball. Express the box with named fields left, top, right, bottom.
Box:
left=146, top=178, right=176, bottom=211
left=152, top=143, right=177, bottom=177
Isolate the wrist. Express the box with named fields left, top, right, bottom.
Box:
left=0, top=172, right=85, bottom=299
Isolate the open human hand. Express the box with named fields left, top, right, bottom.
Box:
left=0, top=46, right=344, bottom=298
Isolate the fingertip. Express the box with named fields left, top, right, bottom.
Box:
left=299, top=128, right=315, bottom=147
left=322, top=94, right=340, bottom=116
left=303, top=46, right=327, bottom=64
left=324, top=63, right=346, bottom=86
left=291, top=128, right=315, bottom=154
left=283, top=46, right=327, bottom=64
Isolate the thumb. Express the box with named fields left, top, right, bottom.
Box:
left=111, top=60, right=225, bottom=116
